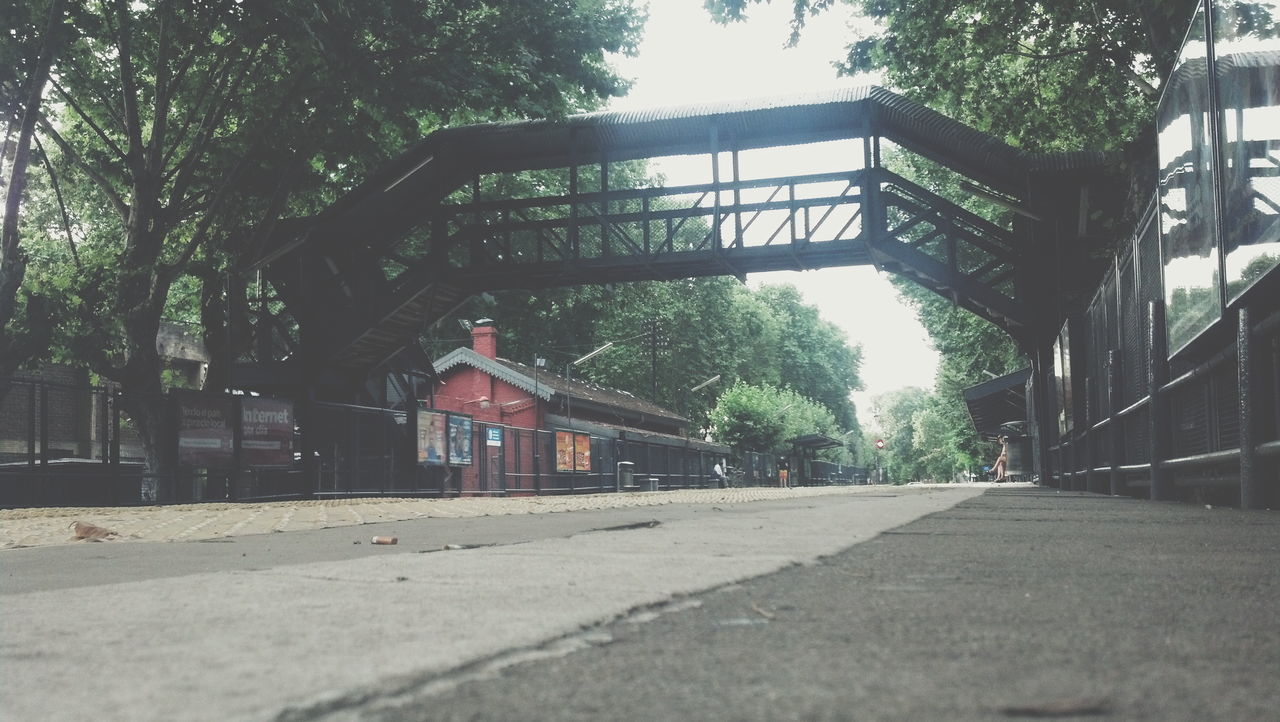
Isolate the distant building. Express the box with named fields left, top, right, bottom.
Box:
left=430, top=322, right=687, bottom=436
left=427, top=322, right=726, bottom=494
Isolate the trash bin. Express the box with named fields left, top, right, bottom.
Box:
left=616, top=461, right=634, bottom=492
left=640, top=476, right=660, bottom=492
left=999, top=421, right=1031, bottom=480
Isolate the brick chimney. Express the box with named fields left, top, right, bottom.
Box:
left=471, top=322, right=498, bottom=360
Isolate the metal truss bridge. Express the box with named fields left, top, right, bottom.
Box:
left=243, top=86, right=1109, bottom=399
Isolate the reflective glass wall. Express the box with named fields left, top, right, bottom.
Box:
left=1158, top=2, right=1220, bottom=356
left=1157, top=0, right=1280, bottom=357
left=1215, top=1, right=1280, bottom=301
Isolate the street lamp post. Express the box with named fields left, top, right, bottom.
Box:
left=533, top=355, right=546, bottom=493
left=683, top=374, right=720, bottom=439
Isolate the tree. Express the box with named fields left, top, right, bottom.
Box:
left=0, top=0, right=66, bottom=398
left=19, top=0, right=644, bottom=499
left=753, top=284, right=862, bottom=429
left=708, top=381, right=841, bottom=456
left=870, top=386, right=930, bottom=483
left=705, top=0, right=1196, bottom=152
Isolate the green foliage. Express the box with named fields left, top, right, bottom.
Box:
left=709, top=0, right=1197, bottom=152
left=869, top=385, right=930, bottom=483
left=708, top=381, right=841, bottom=456
left=11, top=0, right=645, bottom=470
left=429, top=276, right=862, bottom=447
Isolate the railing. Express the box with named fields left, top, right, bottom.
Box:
left=0, top=382, right=782, bottom=507
left=1045, top=298, right=1280, bottom=507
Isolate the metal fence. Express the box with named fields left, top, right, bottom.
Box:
left=1042, top=0, right=1280, bottom=508
left=1044, top=201, right=1280, bottom=507
left=0, top=382, right=788, bottom=506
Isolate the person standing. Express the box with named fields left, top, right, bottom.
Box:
left=712, top=460, right=727, bottom=488
left=992, top=435, right=1009, bottom=482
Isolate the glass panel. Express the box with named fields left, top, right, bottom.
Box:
left=1158, top=2, right=1222, bottom=355
left=1215, top=0, right=1280, bottom=301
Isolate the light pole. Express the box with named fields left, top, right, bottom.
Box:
left=533, top=355, right=546, bottom=493
left=566, top=341, right=615, bottom=427
left=684, top=374, right=720, bottom=438
left=565, top=341, right=614, bottom=470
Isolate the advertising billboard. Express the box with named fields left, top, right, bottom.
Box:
left=177, top=393, right=234, bottom=467
left=555, top=431, right=591, bottom=472
left=418, top=410, right=446, bottom=466
left=240, top=397, right=293, bottom=467
left=447, top=414, right=473, bottom=466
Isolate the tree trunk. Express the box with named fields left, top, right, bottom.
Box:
left=118, top=387, right=176, bottom=503
left=1, top=0, right=65, bottom=399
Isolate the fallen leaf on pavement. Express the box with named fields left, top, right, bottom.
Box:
left=69, top=521, right=118, bottom=541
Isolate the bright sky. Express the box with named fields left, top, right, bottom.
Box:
left=607, top=0, right=940, bottom=429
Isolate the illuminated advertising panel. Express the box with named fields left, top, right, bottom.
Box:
left=417, top=410, right=446, bottom=466
left=555, top=431, right=592, bottom=472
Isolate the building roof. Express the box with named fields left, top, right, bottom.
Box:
left=787, top=434, right=845, bottom=451
left=962, top=367, right=1032, bottom=437
left=432, top=347, right=687, bottom=426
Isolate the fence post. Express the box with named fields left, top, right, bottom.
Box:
left=1083, top=377, right=1095, bottom=493
left=1148, top=300, right=1171, bottom=501
left=39, top=382, right=49, bottom=465
left=1108, top=349, right=1122, bottom=496
left=1238, top=307, right=1260, bottom=509
left=26, top=381, right=36, bottom=465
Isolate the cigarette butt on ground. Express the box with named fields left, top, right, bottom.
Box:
left=371, top=536, right=398, bottom=545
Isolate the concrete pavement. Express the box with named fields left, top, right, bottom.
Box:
left=363, top=487, right=1280, bottom=722
left=5, top=484, right=1275, bottom=721
left=0, top=485, right=886, bottom=550
left=0, top=485, right=983, bottom=721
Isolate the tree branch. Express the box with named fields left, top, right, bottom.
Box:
left=160, top=44, right=235, bottom=171
left=147, top=0, right=174, bottom=178
left=37, top=120, right=131, bottom=222
left=47, top=78, right=129, bottom=163
left=114, top=0, right=145, bottom=174
left=56, top=53, right=129, bottom=135
left=165, top=42, right=264, bottom=212
left=32, top=134, right=83, bottom=270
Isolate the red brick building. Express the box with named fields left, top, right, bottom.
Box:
left=430, top=323, right=687, bottom=435
left=426, top=322, right=726, bottom=494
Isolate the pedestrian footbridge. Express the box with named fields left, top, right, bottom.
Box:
left=245, top=86, right=1109, bottom=382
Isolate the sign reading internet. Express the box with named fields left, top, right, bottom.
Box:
left=241, top=397, right=294, bottom=466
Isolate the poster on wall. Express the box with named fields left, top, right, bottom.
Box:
left=240, top=397, right=293, bottom=467
left=486, top=426, right=503, bottom=447
left=574, top=433, right=591, bottom=471
left=555, top=431, right=592, bottom=472
left=177, top=393, right=234, bottom=467
left=417, top=410, right=447, bottom=466
left=447, top=414, right=473, bottom=466
left=556, top=431, right=574, bottom=471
